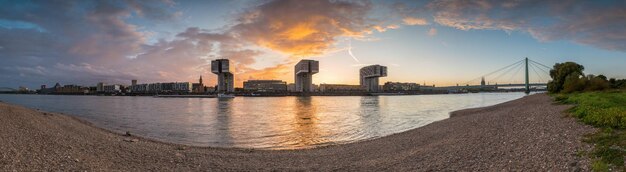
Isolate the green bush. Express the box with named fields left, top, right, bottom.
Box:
left=562, top=75, right=587, bottom=93
left=564, top=92, right=626, bottom=128
left=546, top=62, right=613, bottom=93
left=563, top=92, right=626, bottom=171
left=587, top=76, right=611, bottom=91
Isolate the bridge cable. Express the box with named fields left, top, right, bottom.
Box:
left=491, top=61, right=523, bottom=84
left=529, top=63, right=546, bottom=83
left=529, top=59, right=553, bottom=70
left=464, top=59, right=524, bottom=85
left=490, top=61, right=523, bottom=85
left=507, top=62, right=525, bottom=84
left=530, top=60, right=551, bottom=77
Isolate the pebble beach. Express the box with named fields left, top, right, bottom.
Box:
left=0, top=94, right=596, bottom=171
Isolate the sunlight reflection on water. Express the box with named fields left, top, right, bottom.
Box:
left=0, top=93, right=525, bottom=149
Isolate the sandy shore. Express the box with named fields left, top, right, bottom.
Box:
left=0, top=94, right=595, bottom=171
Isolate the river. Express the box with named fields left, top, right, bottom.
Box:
left=0, top=93, right=525, bottom=149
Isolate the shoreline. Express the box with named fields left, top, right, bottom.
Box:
left=0, top=93, right=596, bottom=171
left=0, top=90, right=533, bottom=97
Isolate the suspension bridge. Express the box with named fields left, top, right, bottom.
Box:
left=435, top=58, right=552, bottom=93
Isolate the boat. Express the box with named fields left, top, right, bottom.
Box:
left=217, top=93, right=235, bottom=98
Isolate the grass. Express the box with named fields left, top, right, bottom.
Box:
left=559, top=91, right=626, bottom=128
left=556, top=91, right=626, bottom=171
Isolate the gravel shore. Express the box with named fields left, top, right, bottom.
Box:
left=0, top=93, right=596, bottom=171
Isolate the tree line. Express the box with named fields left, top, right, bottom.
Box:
left=547, top=62, right=626, bottom=93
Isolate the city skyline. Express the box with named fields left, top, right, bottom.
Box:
left=1, top=0, right=626, bottom=89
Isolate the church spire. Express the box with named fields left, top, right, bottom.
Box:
left=481, top=77, right=486, bottom=86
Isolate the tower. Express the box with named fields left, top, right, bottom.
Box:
left=211, top=59, right=235, bottom=93
left=360, top=65, right=387, bottom=92
left=525, top=57, right=530, bottom=94
left=197, top=75, right=205, bottom=93
left=294, top=59, right=319, bottom=92
left=481, top=77, right=485, bottom=87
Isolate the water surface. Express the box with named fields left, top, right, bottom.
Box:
left=0, top=93, right=524, bottom=149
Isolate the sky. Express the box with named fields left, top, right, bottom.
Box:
left=1, top=0, right=625, bottom=89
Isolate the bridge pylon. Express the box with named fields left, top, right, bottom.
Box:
left=525, top=57, right=530, bottom=94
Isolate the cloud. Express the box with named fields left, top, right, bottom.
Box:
left=428, top=0, right=626, bottom=52
left=402, top=17, right=429, bottom=26
left=428, top=27, right=437, bottom=36
left=0, top=0, right=179, bottom=87
left=230, top=0, right=379, bottom=57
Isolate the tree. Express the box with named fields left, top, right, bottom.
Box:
left=597, top=74, right=608, bottom=81
left=562, top=75, right=586, bottom=93
left=585, top=76, right=610, bottom=91
left=547, top=62, right=585, bottom=93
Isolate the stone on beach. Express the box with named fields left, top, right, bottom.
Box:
left=0, top=94, right=596, bottom=171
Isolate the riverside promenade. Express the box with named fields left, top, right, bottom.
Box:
left=0, top=94, right=595, bottom=171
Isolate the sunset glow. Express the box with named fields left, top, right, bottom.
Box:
left=1, top=0, right=625, bottom=88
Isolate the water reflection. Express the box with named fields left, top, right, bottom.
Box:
left=0, top=93, right=526, bottom=149
left=289, top=97, right=326, bottom=148
left=359, top=96, right=384, bottom=137
left=214, top=98, right=234, bottom=145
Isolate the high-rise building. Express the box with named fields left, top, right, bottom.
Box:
left=211, top=59, right=234, bottom=92
left=360, top=65, right=387, bottom=92
left=132, top=79, right=137, bottom=86
left=294, top=59, right=319, bottom=92
left=243, top=80, right=287, bottom=92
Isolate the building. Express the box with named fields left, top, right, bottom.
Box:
left=481, top=77, right=486, bottom=87
left=128, top=82, right=191, bottom=93
left=170, top=82, right=192, bottom=93
left=287, top=83, right=296, bottom=92
left=96, top=82, right=104, bottom=93
left=294, top=59, right=319, bottom=92
left=360, top=65, right=387, bottom=92
left=205, top=86, right=216, bottom=92
left=103, top=84, right=121, bottom=93
left=211, top=59, right=234, bottom=92
left=132, top=79, right=137, bottom=86
left=243, top=80, right=287, bottom=92
left=192, top=76, right=205, bottom=93
left=58, top=84, right=86, bottom=94
left=129, top=83, right=147, bottom=93
left=382, top=82, right=419, bottom=91
left=18, top=86, right=29, bottom=92
left=319, top=84, right=363, bottom=92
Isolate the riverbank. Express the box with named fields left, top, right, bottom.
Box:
left=0, top=93, right=595, bottom=171
left=556, top=91, right=626, bottom=170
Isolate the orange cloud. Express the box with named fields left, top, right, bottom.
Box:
left=234, top=62, right=295, bottom=85
left=402, top=17, right=429, bottom=26
left=231, top=0, right=376, bottom=57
